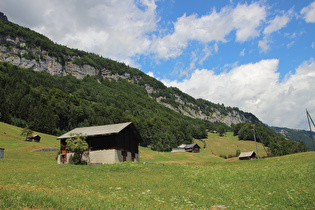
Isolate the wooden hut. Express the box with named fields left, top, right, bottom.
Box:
left=239, top=151, right=257, bottom=160
left=56, top=122, right=142, bottom=164
left=0, top=148, right=4, bottom=159
left=173, top=143, right=200, bottom=153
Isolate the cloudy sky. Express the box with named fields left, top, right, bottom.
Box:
left=1, top=0, right=315, bottom=130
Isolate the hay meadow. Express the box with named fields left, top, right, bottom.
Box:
left=0, top=122, right=314, bottom=209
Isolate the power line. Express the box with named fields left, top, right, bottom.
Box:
left=306, top=109, right=315, bottom=151
left=252, top=125, right=259, bottom=159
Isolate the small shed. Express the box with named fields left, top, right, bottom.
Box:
left=173, top=143, right=200, bottom=153
left=56, top=122, right=142, bottom=164
left=0, top=148, right=4, bottom=158
left=239, top=151, right=257, bottom=160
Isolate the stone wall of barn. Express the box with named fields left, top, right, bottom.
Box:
left=57, top=149, right=139, bottom=164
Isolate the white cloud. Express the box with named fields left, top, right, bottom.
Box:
left=189, top=51, right=198, bottom=70
left=287, top=41, right=295, bottom=48
left=240, top=48, right=245, bottom=56
left=199, top=45, right=212, bottom=65
left=301, top=1, right=315, bottom=23
left=162, top=58, right=315, bottom=129
left=150, top=2, right=266, bottom=59
left=263, top=14, right=290, bottom=34
left=231, top=3, right=266, bottom=42
left=146, top=71, right=155, bottom=77
left=258, top=38, right=270, bottom=52
left=259, top=11, right=292, bottom=53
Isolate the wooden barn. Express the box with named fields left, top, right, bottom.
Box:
left=239, top=151, right=257, bottom=160
left=0, top=148, right=4, bottom=159
left=172, top=143, right=200, bottom=153
left=56, top=122, right=142, bottom=164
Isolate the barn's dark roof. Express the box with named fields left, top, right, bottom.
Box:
left=57, top=122, right=141, bottom=141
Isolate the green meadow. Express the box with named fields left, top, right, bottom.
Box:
left=0, top=122, right=314, bottom=209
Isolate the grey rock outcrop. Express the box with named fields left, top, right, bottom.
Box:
left=0, top=35, right=144, bottom=82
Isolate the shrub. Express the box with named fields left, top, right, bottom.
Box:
left=66, top=133, right=88, bottom=165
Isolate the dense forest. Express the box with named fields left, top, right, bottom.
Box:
left=233, top=123, right=308, bottom=156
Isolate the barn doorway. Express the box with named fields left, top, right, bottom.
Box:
left=121, top=151, right=127, bottom=162
left=60, top=154, right=67, bottom=163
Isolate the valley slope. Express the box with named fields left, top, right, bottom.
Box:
left=0, top=122, right=314, bottom=209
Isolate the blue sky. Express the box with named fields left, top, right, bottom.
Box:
left=1, top=0, right=315, bottom=129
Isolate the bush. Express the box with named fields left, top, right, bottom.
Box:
left=66, top=133, right=88, bottom=165
left=236, top=149, right=241, bottom=157
left=219, top=154, right=227, bottom=159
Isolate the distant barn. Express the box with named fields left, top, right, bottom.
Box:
left=0, top=148, right=4, bottom=159
left=239, top=151, right=257, bottom=160
left=56, top=122, right=142, bottom=164
left=172, top=143, right=200, bottom=153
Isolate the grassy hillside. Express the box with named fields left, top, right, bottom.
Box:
left=140, top=132, right=267, bottom=164
left=198, top=132, right=267, bottom=158
left=1, top=122, right=314, bottom=209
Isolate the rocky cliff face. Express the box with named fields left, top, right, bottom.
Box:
left=0, top=34, right=258, bottom=126
left=0, top=35, right=97, bottom=78
left=0, top=35, right=142, bottom=81
left=154, top=93, right=254, bottom=126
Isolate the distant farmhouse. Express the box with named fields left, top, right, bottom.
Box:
left=172, top=143, right=200, bottom=153
left=239, top=151, right=257, bottom=160
left=56, top=122, right=142, bottom=164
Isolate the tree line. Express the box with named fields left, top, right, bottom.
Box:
left=233, top=122, right=308, bottom=156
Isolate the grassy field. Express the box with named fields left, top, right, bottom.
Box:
left=0, top=122, right=314, bottom=209
left=140, top=132, right=268, bottom=164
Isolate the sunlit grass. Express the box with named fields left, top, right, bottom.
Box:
left=200, top=132, right=268, bottom=158
left=0, top=122, right=314, bottom=209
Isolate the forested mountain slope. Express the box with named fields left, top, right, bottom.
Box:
left=0, top=19, right=259, bottom=127
left=0, top=62, right=214, bottom=151
left=271, top=126, right=315, bottom=151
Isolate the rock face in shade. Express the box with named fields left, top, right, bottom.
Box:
left=0, top=12, right=8, bottom=22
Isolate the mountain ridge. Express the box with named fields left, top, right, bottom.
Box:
left=0, top=19, right=259, bottom=126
